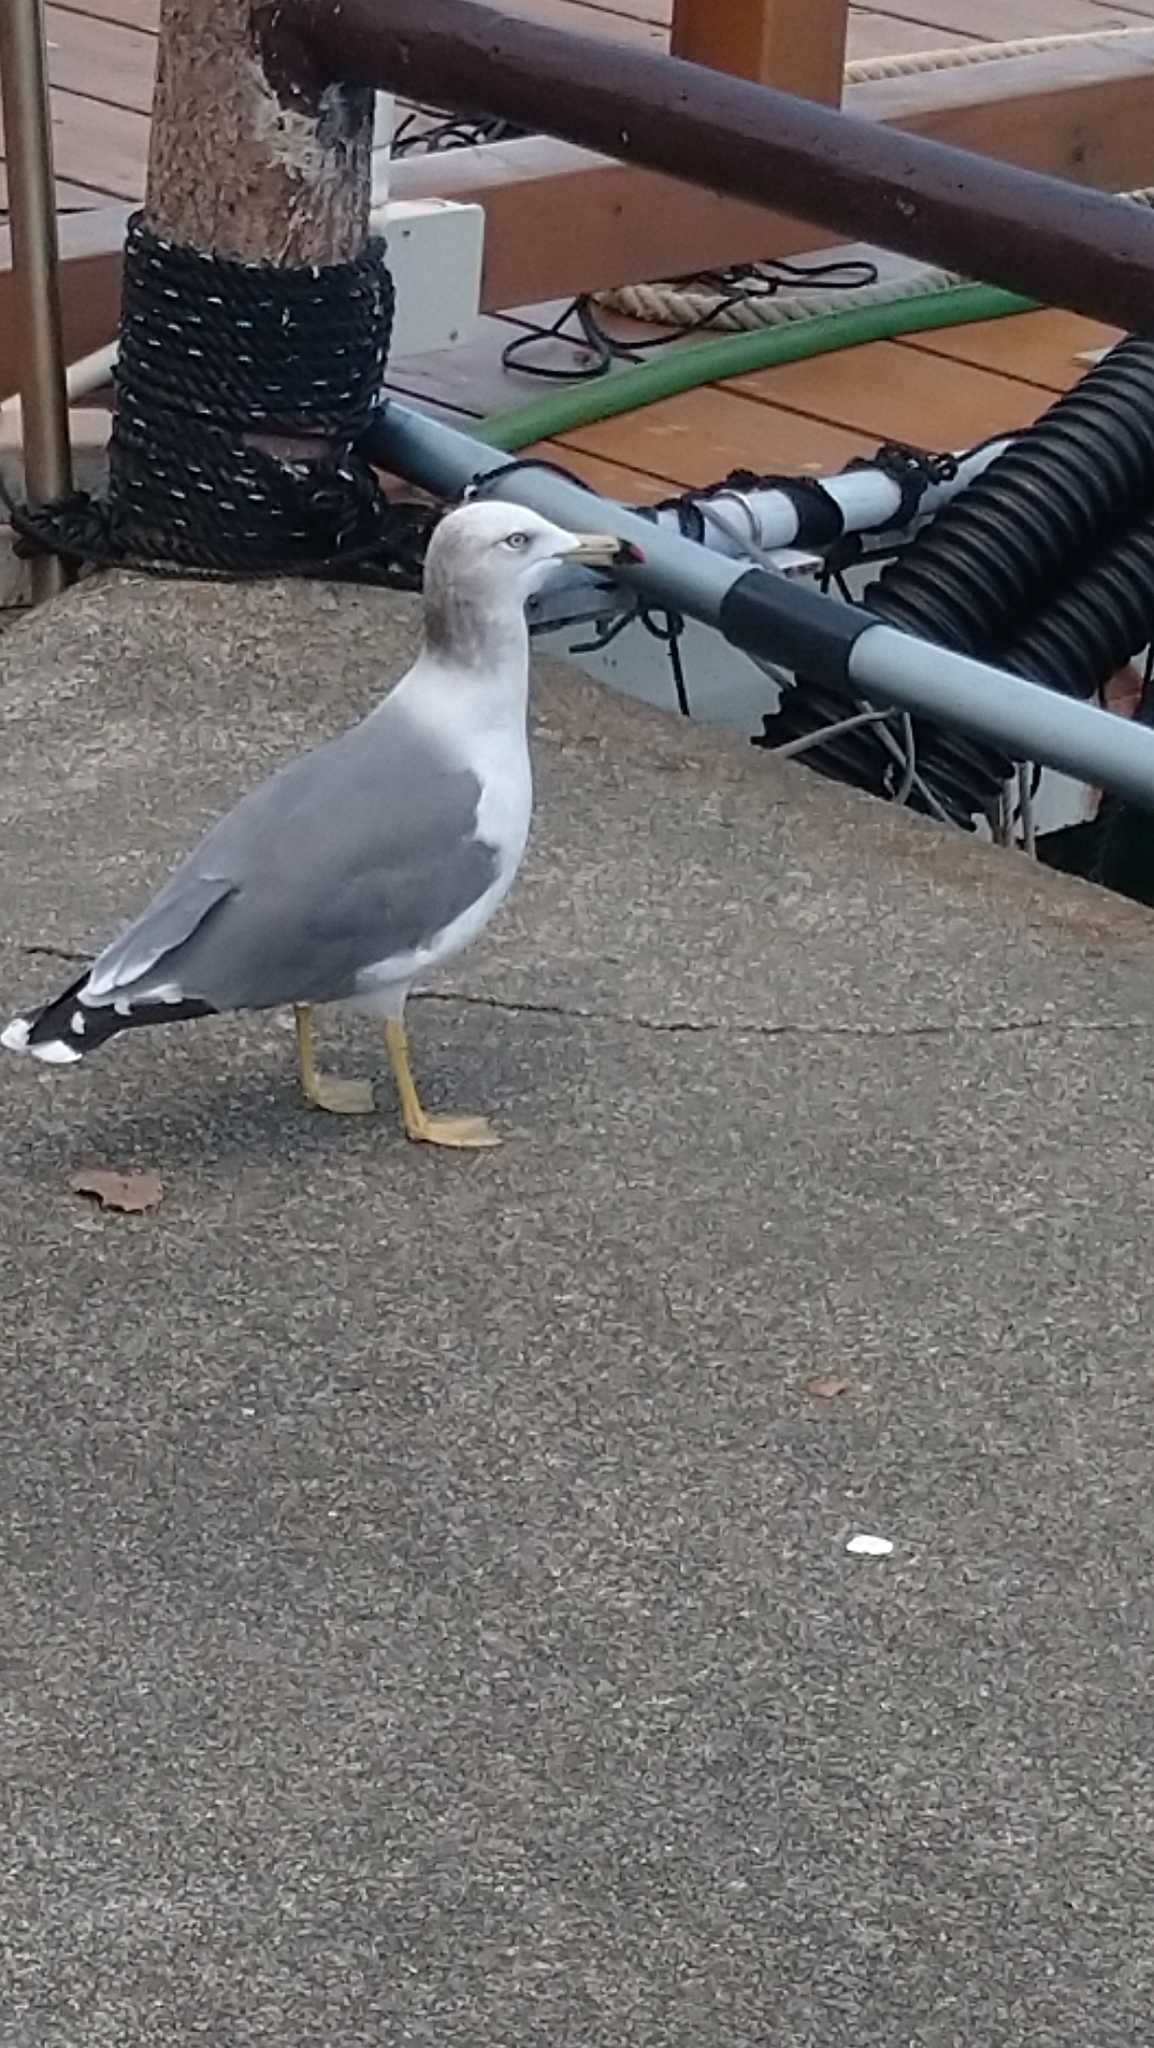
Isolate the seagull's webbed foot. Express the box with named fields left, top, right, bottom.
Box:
left=406, top=1110, right=501, bottom=1150
left=295, top=1005, right=375, bottom=1116
left=384, top=1018, right=501, bottom=1151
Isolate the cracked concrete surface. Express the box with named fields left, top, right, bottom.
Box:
left=4, top=573, right=1154, bottom=2047
left=420, top=987, right=1154, bottom=1041
left=17, top=958, right=1154, bottom=1041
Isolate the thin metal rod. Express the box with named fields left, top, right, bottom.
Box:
left=291, top=0, right=1154, bottom=332
left=369, top=401, right=1154, bottom=813
left=0, top=0, right=71, bottom=602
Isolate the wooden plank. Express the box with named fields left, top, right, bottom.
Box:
left=0, top=204, right=131, bottom=398
left=386, top=298, right=692, bottom=415
left=523, top=441, right=674, bottom=499
left=53, top=0, right=670, bottom=39
left=553, top=385, right=869, bottom=483
left=568, top=0, right=668, bottom=25
left=42, top=0, right=1151, bottom=45
left=501, top=0, right=664, bottom=40
left=850, top=39, right=1154, bottom=179
left=370, top=402, right=681, bottom=517
left=47, top=0, right=159, bottom=29
left=385, top=317, right=558, bottom=416
left=397, top=137, right=822, bottom=308
left=865, top=0, right=1152, bottom=32
left=726, top=338, right=1048, bottom=445
left=43, top=5, right=157, bottom=114
left=670, top=0, right=848, bottom=100
left=846, top=11, right=982, bottom=55
left=0, top=87, right=149, bottom=199
left=0, top=168, right=121, bottom=214
left=23, top=0, right=997, bottom=163
left=899, top=307, right=1124, bottom=389
left=28, top=0, right=996, bottom=92
left=640, top=0, right=960, bottom=38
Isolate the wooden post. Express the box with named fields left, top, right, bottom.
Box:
left=670, top=0, right=848, bottom=105
left=145, top=0, right=376, bottom=263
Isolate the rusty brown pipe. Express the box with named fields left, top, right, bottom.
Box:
left=278, top=0, right=1154, bottom=334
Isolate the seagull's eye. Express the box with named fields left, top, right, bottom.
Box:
left=503, top=531, right=531, bottom=552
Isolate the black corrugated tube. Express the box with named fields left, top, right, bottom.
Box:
left=1000, top=513, right=1154, bottom=695
left=758, top=336, right=1154, bottom=827
left=1002, top=517, right=1154, bottom=905
left=867, top=336, right=1154, bottom=652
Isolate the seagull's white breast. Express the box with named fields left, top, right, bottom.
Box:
left=350, top=705, right=533, bottom=1012
left=425, top=722, right=534, bottom=966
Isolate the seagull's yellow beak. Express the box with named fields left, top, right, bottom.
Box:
left=565, top=533, right=646, bottom=567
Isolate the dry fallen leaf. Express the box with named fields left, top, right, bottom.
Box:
left=70, top=1168, right=165, bottom=1214
left=804, top=1375, right=850, bottom=1400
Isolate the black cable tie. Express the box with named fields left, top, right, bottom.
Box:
left=647, top=469, right=845, bottom=551
left=842, top=441, right=958, bottom=535
left=462, top=456, right=602, bottom=500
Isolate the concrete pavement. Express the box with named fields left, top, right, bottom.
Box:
left=2, top=573, right=1154, bottom=2045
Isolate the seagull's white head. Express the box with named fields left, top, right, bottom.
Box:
left=421, top=501, right=638, bottom=661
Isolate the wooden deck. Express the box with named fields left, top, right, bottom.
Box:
left=10, top=0, right=1154, bottom=214
left=389, top=305, right=1124, bottom=506
left=0, top=0, right=1142, bottom=501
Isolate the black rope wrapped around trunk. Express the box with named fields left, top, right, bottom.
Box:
left=4, top=213, right=434, bottom=588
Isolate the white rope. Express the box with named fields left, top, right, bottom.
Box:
left=603, top=266, right=963, bottom=333
left=846, top=27, right=1153, bottom=83
left=599, top=29, right=1154, bottom=330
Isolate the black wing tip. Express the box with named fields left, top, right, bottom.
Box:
left=7, top=974, right=217, bottom=1064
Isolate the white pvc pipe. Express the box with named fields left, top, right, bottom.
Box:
left=64, top=340, right=117, bottom=402
left=649, top=440, right=1010, bottom=558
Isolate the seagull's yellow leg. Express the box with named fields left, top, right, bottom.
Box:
left=294, top=1004, right=375, bottom=1115
left=384, top=1016, right=500, bottom=1150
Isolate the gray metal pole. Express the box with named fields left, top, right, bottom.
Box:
left=374, top=403, right=741, bottom=618
left=0, top=0, right=72, bottom=603
left=372, top=401, right=1154, bottom=813
left=848, top=630, right=1154, bottom=806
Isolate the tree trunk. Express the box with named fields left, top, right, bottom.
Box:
left=144, top=0, right=374, bottom=265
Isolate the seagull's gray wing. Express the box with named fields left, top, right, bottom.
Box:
left=85, top=875, right=237, bottom=998
left=85, top=703, right=499, bottom=1013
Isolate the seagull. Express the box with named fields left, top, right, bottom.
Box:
left=2, top=502, right=631, bottom=1149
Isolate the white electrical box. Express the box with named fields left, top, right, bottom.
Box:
left=370, top=93, right=485, bottom=359
left=375, top=198, right=486, bottom=359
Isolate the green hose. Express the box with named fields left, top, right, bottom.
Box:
left=473, top=281, right=1037, bottom=453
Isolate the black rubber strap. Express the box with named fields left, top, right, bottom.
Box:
left=648, top=470, right=845, bottom=550
left=719, top=567, right=877, bottom=689
left=766, top=476, right=846, bottom=549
